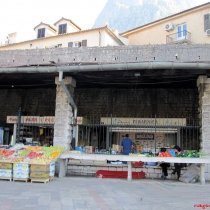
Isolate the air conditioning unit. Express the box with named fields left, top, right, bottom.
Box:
left=165, top=23, right=174, bottom=32
left=206, top=29, right=210, bottom=36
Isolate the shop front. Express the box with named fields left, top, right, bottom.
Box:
left=6, top=116, right=54, bottom=146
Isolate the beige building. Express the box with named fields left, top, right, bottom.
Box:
left=0, top=17, right=123, bottom=50
left=120, top=2, right=210, bottom=45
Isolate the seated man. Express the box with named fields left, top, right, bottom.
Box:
left=158, top=148, right=170, bottom=180
left=172, top=145, right=186, bottom=180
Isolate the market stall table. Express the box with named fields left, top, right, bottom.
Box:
left=59, top=153, right=210, bottom=185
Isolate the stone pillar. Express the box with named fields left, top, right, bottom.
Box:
left=54, top=77, right=76, bottom=150
left=197, top=75, right=210, bottom=180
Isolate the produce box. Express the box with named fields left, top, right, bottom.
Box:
left=0, top=162, right=13, bottom=169
left=50, top=170, right=55, bottom=176
left=13, top=163, right=30, bottom=171
left=31, top=162, right=55, bottom=172
left=13, top=171, right=29, bottom=179
left=0, top=169, right=13, bottom=178
left=30, top=171, right=50, bottom=179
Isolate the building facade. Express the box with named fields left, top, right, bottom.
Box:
left=120, top=2, right=210, bottom=45
left=0, top=17, right=124, bottom=50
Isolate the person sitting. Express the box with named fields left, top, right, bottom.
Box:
left=158, top=148, right=170, bottom=180
left=172, top=145, right=186, bottom=180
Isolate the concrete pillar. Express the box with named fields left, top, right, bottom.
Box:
left=197, top=75, right=210, bottom=180
left=54, top=76, right=76, bottom=150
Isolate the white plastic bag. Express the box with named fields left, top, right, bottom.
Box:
left=179, top=164, right=199, bottom=183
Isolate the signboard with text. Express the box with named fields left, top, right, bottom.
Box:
left=6, top=116, right=55, bottom=124
left=101, top=117, right=186, bottom=126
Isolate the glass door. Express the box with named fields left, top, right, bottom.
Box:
left=177, top=24, right=187, bottom=40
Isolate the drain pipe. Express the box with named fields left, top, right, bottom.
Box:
left=58, top=71, right=77, bottom=149
left=1, top=61, right=210, bottom=73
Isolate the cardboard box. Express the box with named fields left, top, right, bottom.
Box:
left=31, top=162, right=55, bottom=172
left=13, top=171, right=29, bottom=178
left=13, top=163, right=30, bottom=171
left=0, top=162, right=13, bottom=169
left=0, top=169, right=13, bottom=178
left=30, top=171, right=50, bottom=179
left=31, top=164, right=50, bottom=171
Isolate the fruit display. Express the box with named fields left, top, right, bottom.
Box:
left=0, top=149, right=15, bottom=156
left=158, top=152, right=173, bottom=157
left=0, top=145, right=65, bottom=164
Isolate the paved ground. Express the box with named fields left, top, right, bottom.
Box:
left=0, top=176, right=209, bottom=210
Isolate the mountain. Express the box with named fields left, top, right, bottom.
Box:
left=93, top=0, right=206, bottom=33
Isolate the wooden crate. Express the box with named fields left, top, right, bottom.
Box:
left=13, top=178, right=29, bottom=183
left=31, top=178, right=49, bottom=184
left=0, top=176, right=12, bottom=182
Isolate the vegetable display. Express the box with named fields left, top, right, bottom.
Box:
left=176, top=150, right=206, bottom=158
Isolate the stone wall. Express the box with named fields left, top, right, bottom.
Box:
left=0, top=44, right=210, bottom=68
left=197, top=76, right=210, bottom=180
left=0, top=87, right=199, bottom=126
left=0, top=88, right=56, bottom=126
left=74, top=88, right=199, bottom=122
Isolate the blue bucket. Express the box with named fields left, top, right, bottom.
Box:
left=169, top=150, right=176, bottom=157
left=146, top=162, right=157, bottom=166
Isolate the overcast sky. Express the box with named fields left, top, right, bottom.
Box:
left=0, top=0, right=209, bottom=44
left=0, top=0, right=108, bottom=44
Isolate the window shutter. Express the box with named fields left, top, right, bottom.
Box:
left=42, top=28, right=45, bottom=38
left=37, top=29, right=41, bottom=38
left=204, top=14, right=210, bottom=31
left=68, top=42, right=73, bottom=47
left=63, top=24, right=67, bottom=33
left=82, top=39, right=87, bottom=47
left=58, top=25, right=62, bottom=34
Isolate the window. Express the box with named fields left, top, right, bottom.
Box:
left=58, top=24, right=67, bottom=34
left=82, top=40, right=87, bottom=47
left=68, top=42, right=73, bottom=47
left=37, top=28, right=45, bottom=38
left=73, top=42, right=82, bottom=47
left=204, top=14, right=210, bottom=31
left=68, top=40, right=87, bottom=48
left=177, top=24, right=187, bottom=40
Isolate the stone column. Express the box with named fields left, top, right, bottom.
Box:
left=54, top=77, right=76, bottom=150
left=197, top=75, right=210, bottom=180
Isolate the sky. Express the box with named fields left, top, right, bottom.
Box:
left=0, top=0, right=108, bottom=44
left=0, top=0, right=209, bottom=44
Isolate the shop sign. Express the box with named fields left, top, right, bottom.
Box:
left=6, top=116, right=20, bottom=123
left=135, top=133, right=154, bottom=140
left=6, top=116, right=55, bottom=124
left=24, top=116, right=40, bottom=123
left=43, top=116, right=55, bottom=124
left=101, top=117, right=186, bottom=126
left=76, top=117, right=90, bottom=125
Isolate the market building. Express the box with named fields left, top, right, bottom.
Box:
left=0, top=3, right=210, bottom=181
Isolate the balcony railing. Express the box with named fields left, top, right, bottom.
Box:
left=166, top=30, right=191, bottom=44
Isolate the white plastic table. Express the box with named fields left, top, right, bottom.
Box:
left=59, top=153, right=210, bottom=185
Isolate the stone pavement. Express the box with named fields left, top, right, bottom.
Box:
left=0, top=176, right=209, bottom=210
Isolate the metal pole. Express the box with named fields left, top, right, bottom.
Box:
left=154, top=114, right=157, bottom=153
left=16, top=107, right=21, bottom=143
